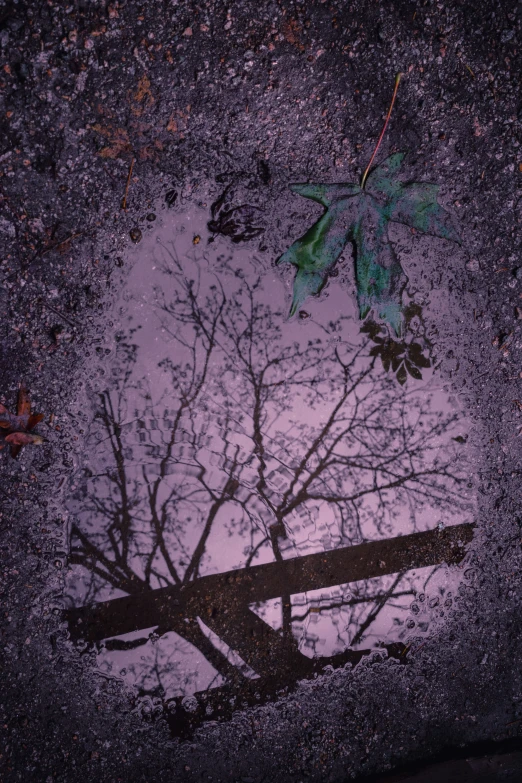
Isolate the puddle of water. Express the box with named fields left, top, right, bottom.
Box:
left=253, top=562, right=459, bottom=657
left=65, top=200, right=475, bottom=734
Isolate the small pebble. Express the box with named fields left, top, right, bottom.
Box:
left=129, top=227, right=142, bottom=243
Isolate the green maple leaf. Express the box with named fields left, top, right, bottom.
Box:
left=277, top=153, right=461, bottom=335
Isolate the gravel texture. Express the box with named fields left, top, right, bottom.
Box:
left=2, top=0, right=522, bottom=780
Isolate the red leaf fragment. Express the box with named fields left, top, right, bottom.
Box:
left=0, top=403, right=19, bottom=429
left=9, top=445, right=22, bottom=459
left=17, top=384, right=31, bottom=418
left=27, top=413, right=45, bottom=430
left=5, top=432, right=44, bottom=446
left=0, top=384, right=45, bottom=457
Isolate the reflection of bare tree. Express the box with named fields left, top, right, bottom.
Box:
left=66, top=233, right=473, bottom=727
left=288, top=571, right=411, bottom=658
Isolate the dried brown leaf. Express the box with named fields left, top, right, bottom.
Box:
left=5, top=432, right=44, bottom=446
left=18, top=384, right=31, bottom=418
left=0, top=386, right=44, bottom=457
left=28, top=413, right=45, bottom=430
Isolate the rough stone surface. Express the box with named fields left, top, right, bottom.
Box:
left=1, top=0, right=522, bottom=780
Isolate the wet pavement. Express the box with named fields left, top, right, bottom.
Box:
left=2, top=0, right=522, bottom=781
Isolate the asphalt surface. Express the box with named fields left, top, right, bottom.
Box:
left=2, top=0, right=522, bottom=780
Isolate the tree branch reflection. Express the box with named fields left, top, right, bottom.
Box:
left=66, top=229, right=473, bottom=715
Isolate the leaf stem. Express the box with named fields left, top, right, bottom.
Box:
left=360, top=73, right=402, bottom=190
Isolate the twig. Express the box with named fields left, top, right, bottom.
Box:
left=361, top=73, right=402, bottom=189
left=39, top=300, right=79, bottom=328
left=122, top=157, right=135, bottom=211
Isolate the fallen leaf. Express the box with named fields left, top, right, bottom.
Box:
left=131, top=75, right=154, bottom=116
left=0, top=403, right=23, bottom=430
left=134, top=74, right=152, bottom=103
left=0, top=385, right=44, bottom=458
left=278, top=153, right=461, bottom=334
left=92, top=125, right=132, bottom=159
left=5, top=432, right=44, bottom=446
left=28, top=413, right=45, bottom=429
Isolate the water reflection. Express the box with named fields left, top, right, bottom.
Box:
left=65, top=205, right=474, bottom=734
